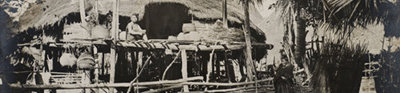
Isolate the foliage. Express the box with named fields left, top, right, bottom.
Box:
left=309, top=36, right=368, bottom=93
left=276, top=0, right=398, bottom=33
left=375, top=48, right=400, bottom=93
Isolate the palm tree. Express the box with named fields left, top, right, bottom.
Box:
left=276, top=0, right=397, bottom=92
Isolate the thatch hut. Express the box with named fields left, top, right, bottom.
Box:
left=3, top=1, right=273, bottom=92
left=14, top=0, right=266, bottom=42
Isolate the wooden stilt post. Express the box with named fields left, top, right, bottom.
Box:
left=212, top=52, right=217, bottom=81
left=181, top=49, right=189, bottom=92
left=136, top=51, right=143, bottom=93
left=205, top=50, right=215, bottom=91
left=206, top=50, right=215, bottom=81
left=94, top=49, right=100, bottom=93
left=224, top=51, right=232, bottom=83
left=100, top=53, right=104, bottom=75
left=40, top=29, right=45, bottom=72
left=216, top=53, right=220, bottom=79
left=138, top=52, right=143, bottom=69
left=109, top=0, right=119, bottom=92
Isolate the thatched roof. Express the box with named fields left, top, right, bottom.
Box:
left=17, top=0, right=265, bottom=34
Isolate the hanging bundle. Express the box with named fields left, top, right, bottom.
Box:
left=77, top=52, right=95, bottom=70
left=59, top=47, right=77, bottom=67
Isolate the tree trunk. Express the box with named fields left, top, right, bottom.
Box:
left=294, top=12, right=306, bottom=68
left=242, top=0, right=255, bottom=81
left=295, top=8, right=312, bottom=83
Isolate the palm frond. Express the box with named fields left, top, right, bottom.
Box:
left=275, top=0, right=399, bottom=34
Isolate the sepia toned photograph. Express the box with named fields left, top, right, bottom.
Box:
left=0, top=0, right=399, bottom=93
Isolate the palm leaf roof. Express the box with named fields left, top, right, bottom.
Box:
left=17, top=0, right=265, bottom=35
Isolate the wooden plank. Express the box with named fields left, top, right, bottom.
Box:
left=181, top=50, right=189, bottom=92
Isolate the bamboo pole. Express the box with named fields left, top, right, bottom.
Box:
left=205, top=49, right=215, bottom=91
left=181, top=49, right=189, bottom=92
left=142, top=83, right=184, bottom=93
left=109, top=0, right=119, bottom=92
left=204, top=85, right=274, bottom=93
left=5, top=77, right=204, bottom=89
left=17, top=41, right=274, bottom=51
left=138, top=52, right=143, bottom=70
left=40, top=29, right=45, bottom=72
left=79, top=0, right=87, bottom=25
left=162, top=50, right=181, bottom=80
left=183, top=77, right=273, bottom=86
left=141, top=78, right=273, bottom=93
left=136, top=51, right=143, bottom=93
left=127, top=56, right=151, bottom=93
left=222, top=0, right=228, bottom=27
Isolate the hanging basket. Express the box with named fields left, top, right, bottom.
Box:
left=59, top=53, right=77, bottom=67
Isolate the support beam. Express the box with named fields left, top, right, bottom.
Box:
left=181, top=49, right=189, bottom=92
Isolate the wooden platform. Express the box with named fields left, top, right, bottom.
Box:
left=17, top=39, right=273, bottom=51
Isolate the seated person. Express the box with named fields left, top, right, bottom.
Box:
left=126, top=14, right=148, bottom=41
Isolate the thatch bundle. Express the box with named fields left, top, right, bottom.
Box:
left=177, top=20, right=248, bottom=42
left=21, top=47, right=41, bottom=61
left=177, top=28, right=244, bottom=42
left=63, top=23, right=91, bottom=40
left=91, top=25, right=110, bottom=39
left=63, top=23, right=109, bottom=40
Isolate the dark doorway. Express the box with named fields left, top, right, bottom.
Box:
left=143, top=2, right=190, bottom=39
